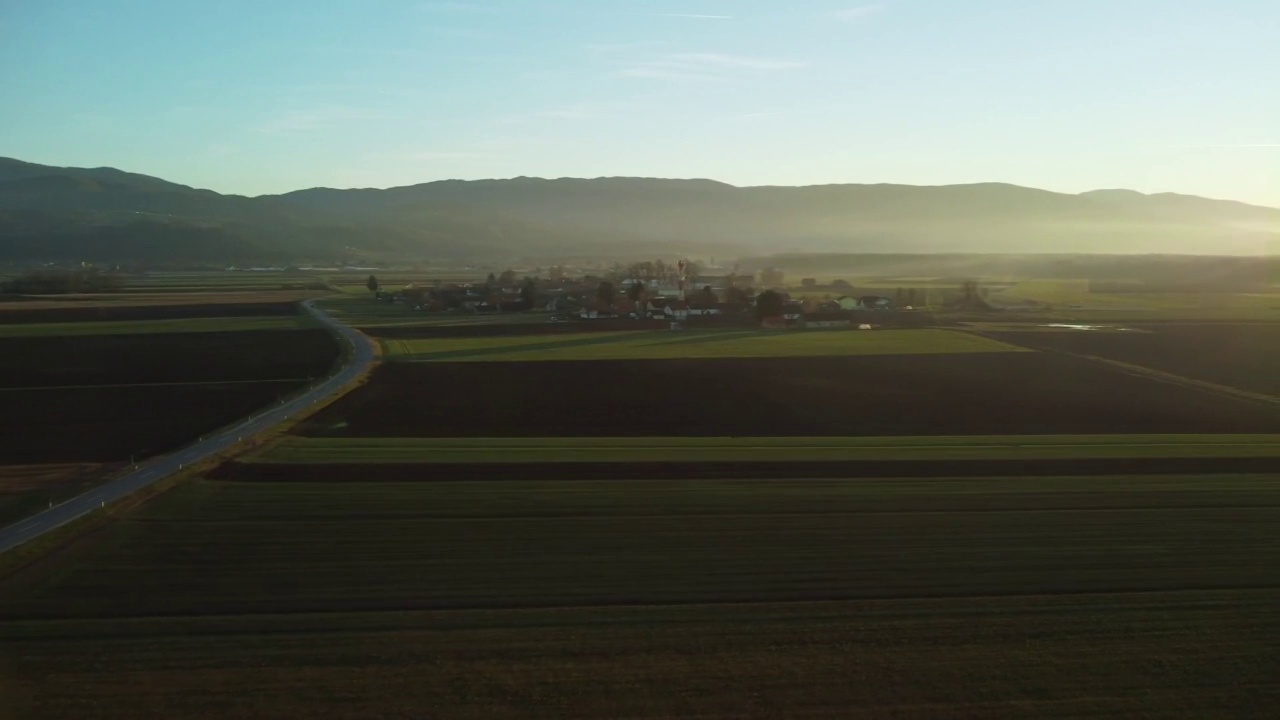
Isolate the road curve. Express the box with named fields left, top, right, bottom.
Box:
left=0, top=300, right=376, bottom=555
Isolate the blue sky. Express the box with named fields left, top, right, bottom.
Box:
left=3, top=0, right=1277, bottom=205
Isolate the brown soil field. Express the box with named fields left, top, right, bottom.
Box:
left=0, top=296, right=308, bottom=323
left=0, top=463, right=107, bottom=526
left=299, top=354, right=1280, bottom=438
left=0, top=329, right=340, bottom=387
left=366, top=320, right=671, bottom=338
left=2, top=381, right=302, bottom=463
left=987, top=323, right=1280, bottom=397
left=0, top=464, right=103, bottom=494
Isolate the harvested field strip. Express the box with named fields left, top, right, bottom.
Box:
left=0, top=316, right=310, bottom=336
left=252, top=434, right=1280, bottom=464
left=215, top=457, right=1280, bottom=480
left=0, top=297, right=310, bottom=322
left=382, top=328, right=1025, bottom=361
left=381, top=330, right=645, bottom=360
left=4, top=475, right=1277, bottom=717
left=1, top=378, right=314, bottom=392
left=3, top=475, right=1277, bottom=618
left=7, top=590, right=1278, bottom=719
left=179, top=475, right=1280, bottom=519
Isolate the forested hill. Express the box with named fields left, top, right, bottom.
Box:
left=3, top=156, right=1277, bottom=263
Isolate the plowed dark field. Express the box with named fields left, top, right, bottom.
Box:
left=2, top=381, right=303, bottom=463
left=299, top=353, right=1280, bottom=438
left=1, top=328, right=339, bottom=464
left=987, top=324, right=1280, bottom=396
left=0, top=329, right=340, bottom=387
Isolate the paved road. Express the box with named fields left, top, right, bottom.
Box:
left=0, top=300, right=376, bottom=555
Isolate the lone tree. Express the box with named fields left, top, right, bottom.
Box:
left=627, top=280, right=646, bottom=302
left=499, top=269, right=518, bottom=286
left=596, top=281, right=616, bottom=309
left=755, top=289, right=785, bottom=322
left=520, top=277, right=538, bottom=304
left=366, top=275, right=379, bottom=293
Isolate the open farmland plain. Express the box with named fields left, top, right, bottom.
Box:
left=5, top=306, right=1280, bottom=718
left=2, top=473, right=1278, bottom=718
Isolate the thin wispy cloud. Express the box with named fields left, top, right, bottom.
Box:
left=493, top=100, right=633, bottom=126
left=622, top=52, right=803, bottom=81
left=646, top=13, right=733, bottom=20
left=256, top=106, right=388, bottom=135
left=1199, top=143, right=1280, bottom=148
left=359, top=148, right=503, bottom=167
left=834, top=4, right=885, bottom=22
left=422, top=26, right=494, bottom=39
left=421, top=2, right=501, bottom=14
left=406, top=150, right=499, bottom=161
left=740, top=111, right=784, bottom=119
left=585, top=40, right=673, bottom=54
left=287, top=80, right=424, bottom=101
left=204, top=143, right=241, bottom=158
left=669, top=53, right=803, bottom=70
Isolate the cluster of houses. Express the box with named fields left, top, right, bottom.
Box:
left=571, top=292, right=899, bottom=330
left=375, top=283, right=534, bottom=313
left=373, top=272, right=906, bottom=330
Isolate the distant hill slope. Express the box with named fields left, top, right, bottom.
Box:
left=277, top=176, right=1280, bottom=256
left=2, top=156, right=1277, bottom=263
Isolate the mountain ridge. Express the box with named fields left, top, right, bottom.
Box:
left=7, top=157, right=1278, bottom=210
left=2, top=156, right=1277, bottom=263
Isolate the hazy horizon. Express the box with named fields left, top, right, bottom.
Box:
left=9, top=155, right=1280, bottom=212
left=4, top=1, right=1277, bottom=205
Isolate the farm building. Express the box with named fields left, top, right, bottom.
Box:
left=803, top=312, right=852, bottom=329
left=782, top=302, right=804, bottom=323
left=835, top=296, right=895, bottom=311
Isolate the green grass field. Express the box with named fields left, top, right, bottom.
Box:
left=382, top=328, right=1024, bottom=362
left=0, top=315, right=314, bottom=337
left=2, top=473, right=1277, bottom=717
left=313, top=295, right=549, bottom=328
left=250, top=434, right=1280, bottom=464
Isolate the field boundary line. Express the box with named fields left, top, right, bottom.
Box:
left=963, top=330, right=1280, bottom=409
